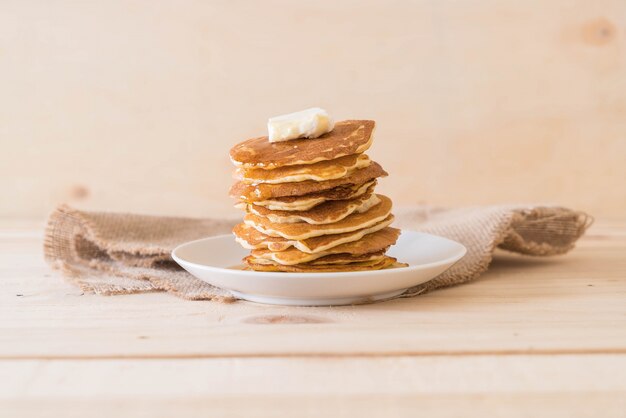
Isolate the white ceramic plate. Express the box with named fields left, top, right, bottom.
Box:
left=172, top=231, right=466, bottom=306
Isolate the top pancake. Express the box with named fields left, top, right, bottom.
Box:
left=230, top=120, right=375, bottom=169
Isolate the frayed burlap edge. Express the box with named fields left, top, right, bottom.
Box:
left=44, top=205, right=237, bottom=302
left=44, top=204, right=592, bottom=303
left=399, top=206, right=593, bottom=297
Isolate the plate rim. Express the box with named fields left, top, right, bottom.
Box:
left=171, top=230, right=467, bottom=279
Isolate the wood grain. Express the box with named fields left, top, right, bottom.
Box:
left=1, top=219, right=625, bottom=416
left=1, top=0, right=625, bottom=219
left=2, top=357, right=625, bottom=417
left=1, top=220, right=625, bottom=359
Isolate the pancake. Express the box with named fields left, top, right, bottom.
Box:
left=237, top=154, right=371, bottom=184
left=308, top=252, right=386, bottom=265
left=250, top=180, right=376, bottom=212
left=230, top=161, right=387, bottom=202
left=248, top=193, right=379, bottom=225
left=244, top=256, right=397, bottom=273
left=247, top=251, right=386, bottom=266
left=244, top=195, right=393, bottom=240
left=230, top=120, right=375, bottom=169
left=234, top=217, right=396, bottom=253
left=247, top=228, right=400, bottom=265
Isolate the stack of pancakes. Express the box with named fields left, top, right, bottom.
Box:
left=229, top=120, right=404, bottom=272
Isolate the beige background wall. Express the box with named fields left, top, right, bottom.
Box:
left=1, top=0, right=625, bottom=220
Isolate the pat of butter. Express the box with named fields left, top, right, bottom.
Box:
left=267, top=108, right=334, bottom=143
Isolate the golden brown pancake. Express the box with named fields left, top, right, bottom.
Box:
left=234, top=218, right=396, bottom=253
left=230, top=120, right=375, bottom=169
left=307, top=252, right=386, bottom=265
left=237, top=154, right=370, bottom=184
left=244, top=195, right=392, bottom=240
left=244, top=256, right=397, bottom=272
left=247, top=228, right=400, bottom=265
left=247, top=251, right=386, bottom=266
left=249, top=180, right=376, bottom=211
left=233, top=223, right=288, bottom=250
left=248, top=193, right=379, bottom=225
left=230, top=162, right=387, bottom=202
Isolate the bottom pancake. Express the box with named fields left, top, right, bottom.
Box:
left=244, top=255, right=399, bottom=273
left=247, top=251, right=387, bottom=266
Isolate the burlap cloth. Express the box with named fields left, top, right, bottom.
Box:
left=44, top=204, right=592, bottom=303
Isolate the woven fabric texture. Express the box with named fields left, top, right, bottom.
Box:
left=44, top=205, right=592, bottom=302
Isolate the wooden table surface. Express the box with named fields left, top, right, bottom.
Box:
left=1, top=219, right=625, bottom=417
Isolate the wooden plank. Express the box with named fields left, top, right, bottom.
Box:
left=3, top=395, right=626, bottom=418
left=1, top=0, right=625, bottom=219
left=2, top=356, right=625, bottom=417
left=1, top=221, right=625, bottom=358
